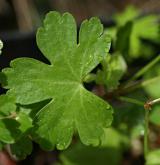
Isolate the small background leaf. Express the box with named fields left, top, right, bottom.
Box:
left=10, top=136, right=32, bottom=160
left=58, top=128, right=128, bottom=165
left=96, top=53, right=127, bottom=90
left=146, top=149, right=160, bottom=165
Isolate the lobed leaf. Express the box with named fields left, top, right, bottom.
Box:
left=2, top=11, right=113, bottom=150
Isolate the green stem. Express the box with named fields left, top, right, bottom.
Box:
left=0, top=112, right=16, bottom=120
left=143, top=97, right=160, bottom=161
left=118, top=96, right=144, bottom=106
left=149, top=98, right=160, bottom=106
left=126, top=55, right=160, bottom=84
left=118, top=96, right=149, bottom=160
left=120, top=76, right=160, bottom=94
left=104, top=76, right=160, bottom=100
left=144, top=109, right=149, bottom=160
left=117, top=97, right=160, bottom=161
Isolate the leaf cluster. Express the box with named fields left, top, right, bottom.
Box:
left=0, top=5, right=160, bottom=164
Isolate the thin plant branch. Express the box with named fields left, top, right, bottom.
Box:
left=104, top=76, right=160, bottom=99
left=125, top=55, right=160, bottom=86
left=143, top=97, right=160, bottom=160
left=144, top=109, right=149, bottom=160
left=118, top=96, right=144, bottom=106
left=120, top=76, right=160, bottom=95
left=0, top=112, right=17, bottom=120
left=144, top=98, right=160, bottom=110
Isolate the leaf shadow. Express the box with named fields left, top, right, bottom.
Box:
left=2, top=118, right=21, bottom=141
left=0, top=72, right=7, bottom=94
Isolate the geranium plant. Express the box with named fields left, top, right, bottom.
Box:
left=0, top=8, right=160, bottom=164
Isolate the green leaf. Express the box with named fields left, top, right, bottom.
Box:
left=106, top=21, right=133, bottom=58
left=0, top=95, right=16, bottom=117
left=0, top=95, right=20, bottom=143
left=19, top=99, right=51, bottom=119
left=146, top=149, right=160, bottom=165
left=16, top=110, right=32, bottom=134
left=83, top=73, right=96, bottom=83
left=114, top=5, right=139, bottom=26
left=129, top=15, right=160, bottom=58
left=143, top=63, right=160, bottom=125
left=100, top=128, right=128, bottom=148
left=0, top=95, right=33, bottom=149
left=96, top=53, right=127, bottom=90
left=0, top=40, right=3, bottom=55
left=2, top=11, right=113, bottom=150
left=0, top=96, right=33, bottom=142
left=113, top=6, right=160, bottom=59
left=58, top=128, right=127, bottom=165
left=105, top=27, right=117, bottom=43
left=115, top=21, right=133, bottom=56
left=150, top=105, right=160, bottom=125
left=143, top=64, right=160, bottom=98
left=10, top=136, right=32, bottom=160
left=113, top=90, right=145, bottom=132
left=0, top=119, right=20, bottom=143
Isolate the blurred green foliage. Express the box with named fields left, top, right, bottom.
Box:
left=58, top=128, right=128, bottom=165
left=108, top=5, right=160, bottom=60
